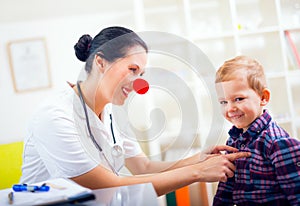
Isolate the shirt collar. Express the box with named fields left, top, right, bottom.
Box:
left=228, top=109, right=272, bottom=140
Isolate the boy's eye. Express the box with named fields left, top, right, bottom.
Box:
left=219, top=100, right=227, bottom=105
left=235, top=98, right=244, bottom=102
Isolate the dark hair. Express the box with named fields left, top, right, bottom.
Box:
left=74, top=26, right=148, bottom=73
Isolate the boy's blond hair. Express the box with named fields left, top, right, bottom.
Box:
left=215, top=56, right=267, bottom=95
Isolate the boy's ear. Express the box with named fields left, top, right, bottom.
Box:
left=260, top=88, right=270, bottom=106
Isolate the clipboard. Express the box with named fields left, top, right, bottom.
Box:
left=0, top=178, right=95, bottom=206
left=41, top=191, right=95, bottom=206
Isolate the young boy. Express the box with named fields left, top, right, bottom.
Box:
left=213, top=56, right=300, bottom=205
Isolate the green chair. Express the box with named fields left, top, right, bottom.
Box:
left=0, top=141, right=23, bottom=189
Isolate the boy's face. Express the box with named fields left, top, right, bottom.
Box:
left=215, top=75, right=266, bottom=132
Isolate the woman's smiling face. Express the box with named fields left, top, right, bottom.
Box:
left=100, top=46, right=147, bottom=105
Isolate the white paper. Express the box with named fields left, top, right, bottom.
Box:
left=0, top=178, right=92, bottom=206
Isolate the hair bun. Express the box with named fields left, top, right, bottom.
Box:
left=74, top=34, right=93, bottom=62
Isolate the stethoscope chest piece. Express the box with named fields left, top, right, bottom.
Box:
left=112, top=144, right=123, bottom=157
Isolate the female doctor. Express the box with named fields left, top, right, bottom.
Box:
left=20, top=26, right=251, bottom=196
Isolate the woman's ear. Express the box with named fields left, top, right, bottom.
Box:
left=95, top=54, right=105, bottom=73
left=260, top=88, right=271, bottom=106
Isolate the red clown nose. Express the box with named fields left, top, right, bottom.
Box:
left=133, top=78, right=149, bottom=94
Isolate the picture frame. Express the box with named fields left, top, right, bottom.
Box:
left=7, top=37, right=52, bottom=93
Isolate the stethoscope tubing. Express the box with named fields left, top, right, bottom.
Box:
left=77, top=81, right=119, bottom=176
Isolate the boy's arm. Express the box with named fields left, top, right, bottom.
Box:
left=212, top=177, right=234, bottom=206
left=271, top=138, right=300, bottom=205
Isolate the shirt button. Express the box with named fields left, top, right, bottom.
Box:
left=240, top=144, right=245, bottom=149
left=297, top=162, right=300, bottom=167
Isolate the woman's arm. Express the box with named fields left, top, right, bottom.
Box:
left=125, top=145, right=239, bottom=175
left=71, top=152, right=250, bottom=196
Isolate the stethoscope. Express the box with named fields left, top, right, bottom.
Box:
left=77, top=81, right=123, bottom=176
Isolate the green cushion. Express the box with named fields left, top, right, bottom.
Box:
left=0, top=141, right=23, bottom=189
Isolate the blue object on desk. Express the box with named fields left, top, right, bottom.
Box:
left=12, top=184, right=50, bottom=192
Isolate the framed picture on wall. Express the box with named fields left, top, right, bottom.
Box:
left=7, top=38, right=52, bottom=93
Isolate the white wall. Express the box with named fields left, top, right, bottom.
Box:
left=0, top=13, right=137, bottom=144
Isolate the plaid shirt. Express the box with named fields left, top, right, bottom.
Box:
left=213, top=110, right=300, bottom=206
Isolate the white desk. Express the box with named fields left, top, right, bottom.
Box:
left=86, top=183, right=159, bottom=206
left=0, top=183, right=159, bottom=206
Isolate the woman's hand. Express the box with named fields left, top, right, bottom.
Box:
left=208, top=145, right=239, bottom=154
left=195, top=151, right=251, bottom=182
left=198, top=145, right=240, bottom=162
